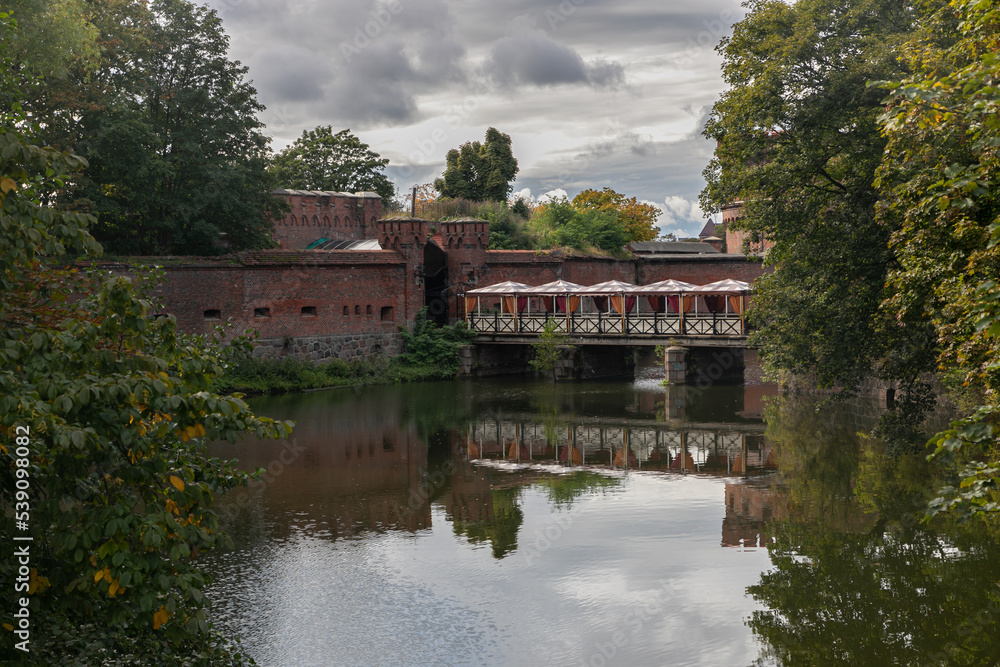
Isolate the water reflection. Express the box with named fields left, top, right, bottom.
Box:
left=748, top=394, right=1000, bottom=666
left=204, top=379, right=781, bottom=666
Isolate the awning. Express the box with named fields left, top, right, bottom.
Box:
left=465, top=281, right=530, bottom=295
left=528, top=280, right=586, bottom=295
left=578, top=280, right=636, bottom=294
left=687, top=279, right=750, bottom=293
left=631, top=279, right=695, bottom=294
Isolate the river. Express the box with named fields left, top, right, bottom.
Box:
left=203, top=372, right=1000, bottom=666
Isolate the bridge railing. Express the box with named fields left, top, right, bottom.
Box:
left=467, top=312, right=745, bottom=337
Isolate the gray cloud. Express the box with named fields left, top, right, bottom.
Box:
left=207, top=0, right=744, bottom=212
left=483, top=27, right=626, bottom=89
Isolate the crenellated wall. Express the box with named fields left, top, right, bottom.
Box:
left=271, top=189, right=383, bottom=249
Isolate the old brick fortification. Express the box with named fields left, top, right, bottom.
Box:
left=271, top=189, right=384, bottom=249
left=115, top=198, right=768, bottom=362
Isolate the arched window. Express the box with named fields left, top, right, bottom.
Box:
left=289, top=215, right=296, bottom=226
left=323, top=216, right=330, bottom=226
left=312, top=215, right=318, bottom=226
left=334, top=215, right=340, bottom=227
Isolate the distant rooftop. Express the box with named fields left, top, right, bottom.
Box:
left=698, top=220, right=718, bottom=239
left=627, top=241, right=720, bottom=255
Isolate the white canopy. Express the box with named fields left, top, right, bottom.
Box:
left=687, top=279, right=751, bottom=293
left=465, top=280, right=530, bottom=295
left=632, top=279, right=695, bottom=294
left=578, top=279, right=637, bottom=294
left=528, top=280, right=586, bottom=295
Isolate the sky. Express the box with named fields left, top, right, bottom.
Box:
left=205, top=0, right=745, bottom=238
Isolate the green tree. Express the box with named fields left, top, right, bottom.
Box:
left=434, top=127, right=519, bottom=202
left=2, top=0, right=100, bottom=79
left=0, top=14, right=291, bottom=661
left=63, top=0, right=281, bottom=256
left=269, top=126, right=395, bottom=205
left=873, top=0, right=1000, bottom=516
left=572, top=187, right=660, bottom=243
left=700, top=0, right=930, bottom=392
left=530, top=198, right=629, bottom=252
left=530, top=319, right=572, bottom=380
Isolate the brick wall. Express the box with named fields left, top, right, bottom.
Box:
left=271, top=190, right=383, bottom=249
left=121, top=249, right=408, bottom=361
left=113, top=216, right=770, bottom=362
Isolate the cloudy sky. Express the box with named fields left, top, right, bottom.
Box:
left=206, top=0, right=745, bottom=238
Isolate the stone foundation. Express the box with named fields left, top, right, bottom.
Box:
left=252, top=332, right=403, bottom=362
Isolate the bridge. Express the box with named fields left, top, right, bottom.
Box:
left=461, top=278, right=754, bottom=381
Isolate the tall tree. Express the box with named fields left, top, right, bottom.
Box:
left=269, top=126, right=395, bottom=206
left=63, top=0, right=282, bottom=256
left=700, top=0, right=928, bottom=391
left=572, top=187, right=660, bottom=243
left=0, top=13, right=291, bottom=662
left=434, top=127, right=518, bottom=202
left=2, top=0, right=100, bottom=80
left=874, top=0, right=1000, bottom=513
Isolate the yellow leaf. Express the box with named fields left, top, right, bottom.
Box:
left=104, top=568, right=112, bottom=583
left=153, top=607, right=169, bottom=630
left=0, top=177, right=16, bottom=194
left=3, top=623, right=13, bottom=631
left=94, top=569, right=105, bottom=583
left=169, top=475, right=185, bottom=491
left=109, top=580, right=119, bottom=597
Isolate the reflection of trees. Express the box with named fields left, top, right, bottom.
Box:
left=452, top=487, right=524, bottom=559
left=751, top=395, right=1000, bottom=665
left=749, top=525, right=1000, bottom=665
left=536, top=470, right=621, bottom=508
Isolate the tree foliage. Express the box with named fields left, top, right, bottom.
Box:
left=397, top=309, right=475, bottom=377
left=529, top=198, right=629, bottom=252
left=873, top=0, right=1000, bottom=515
left=269, top=126, right=395, bottom=205
left=572, top=187, right=660, bottom=243
left=30, top=0, right=281, bottom=256
left=529, top=319, right=571, bottom=380
left=434, top=127, right=519, bottom=202
left=700, top=0, right=928, bottom=391
left=0, top=15, right=292, bottom=661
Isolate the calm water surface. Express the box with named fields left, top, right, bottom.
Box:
left=204, top=373, right=1000, bottom=666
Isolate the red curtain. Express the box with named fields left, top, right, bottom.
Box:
left=593, top=296, right=609, bottom=311
left=501, top=296, right=528, bottom=313
left=703, top=295, right=725, bottom=313
left=647, top=296, right=666, bottom=313
left=542, top=296, right=554, bottom=313
left=667, top=295, right=679, bottom=313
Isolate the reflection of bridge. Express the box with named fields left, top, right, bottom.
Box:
left=465, top=416, right=774, bottom=475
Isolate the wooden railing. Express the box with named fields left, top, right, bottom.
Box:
left=467, top=312, right=746, bottom=337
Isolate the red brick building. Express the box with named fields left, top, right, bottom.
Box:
left=115, top=190, right=768, bottom=362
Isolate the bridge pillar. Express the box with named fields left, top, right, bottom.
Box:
left=665, top=346, right=688, bottom=384
left=457, top=344, right=475, bottom=377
